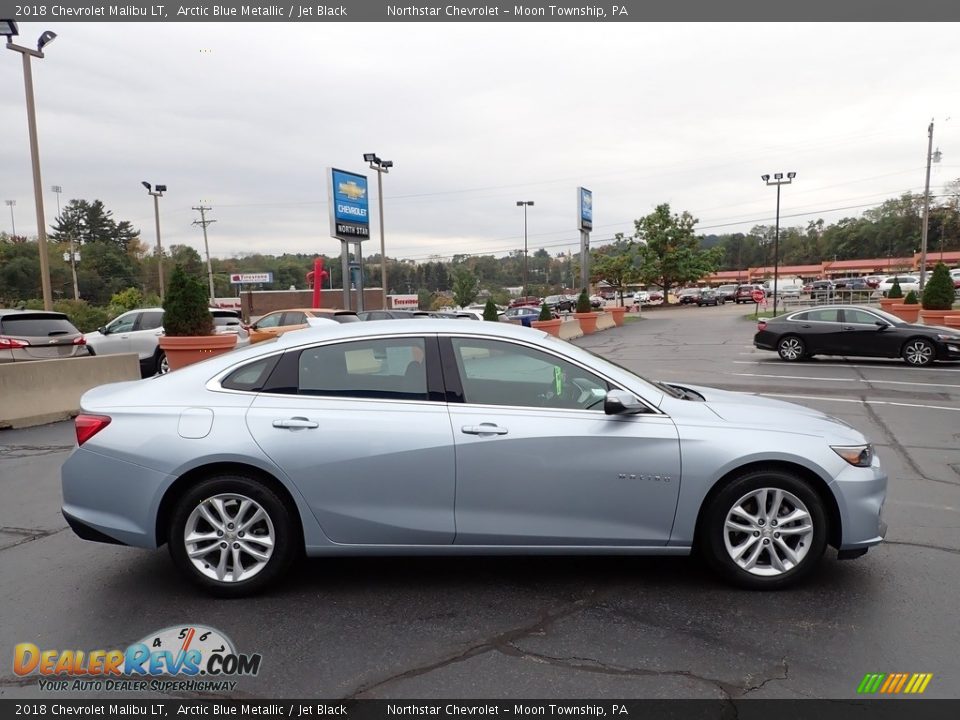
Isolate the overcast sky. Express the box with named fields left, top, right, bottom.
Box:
left=1, top=22, right=958, bottom=263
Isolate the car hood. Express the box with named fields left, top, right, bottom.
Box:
left=666, top=382, right=866, bottom=442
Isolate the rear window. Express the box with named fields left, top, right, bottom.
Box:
left=331, top=314, right=360, bottom=323
left=0, top=314, right=78, bottom=337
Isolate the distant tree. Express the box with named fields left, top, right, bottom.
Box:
left=451, top=267, right=480, bottom=308
left=109, top=287, right=144, bottom=313
left=591, top=239, right=640, bottom=305
left=630, top=204, right=722, bottom=301
left=483, top=298, right=499, bottom=321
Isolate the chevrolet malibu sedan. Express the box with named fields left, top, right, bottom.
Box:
left=62, top=320, right=887, bottom=596
left=754, top=305, right=960, bottom=366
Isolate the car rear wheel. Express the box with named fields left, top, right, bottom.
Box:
left=777, top=335, right=806, bottom=361
left=700, top=469, right=827, bottom=590
left=155, top=350, right=169, bottom=375
left=902, top=338, right=935, bottom=367
left=168, top=475, right=297, bottom=597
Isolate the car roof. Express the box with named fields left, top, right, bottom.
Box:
left=274, top=318, right=545, bottom=348
left=0, top=309, right=70, bottom=318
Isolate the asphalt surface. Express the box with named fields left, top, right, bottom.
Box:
left=1, top=302, right=958, bottom=700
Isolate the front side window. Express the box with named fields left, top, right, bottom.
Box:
left=844, top=309, right=882, bottom=325
left=296, top=337, right=428, bottom=401
left=282, top=311, right=307, bottom=326
left=450, top=338, right=609, bottom=411
left=254, top=313, right=282, bottom=329
left=107, top=313, right=137, bottom=334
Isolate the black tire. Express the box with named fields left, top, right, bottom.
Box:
left=168, top=474, right=298, bottom=597
left=699, top=468, right=828, bottom=590
left=777, top=335, right=806, bottom=362
left=155, top=349, right=169, bottom=375
left=902, top=338, right=936, bottom=367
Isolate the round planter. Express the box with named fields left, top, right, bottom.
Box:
left=159, top=334, right=238, bottom=371
left=944, top=315, right=960, bottom=329
left=890, top=303, right=921, bottom=324
left=608, top=306, right=627, bottom=327
left=919, top=309, right=960, bottom=326
left=531, top=318, right=563, bottom=337
left=878, top=297, right=898, bottom=312
left=574, top=312, right=599, bottom=334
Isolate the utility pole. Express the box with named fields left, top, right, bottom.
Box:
left=52, top=185, right=79, bottom=300
left=192, top=205, right=217, bottom=304
left=919, top=120, right=941, bottom=291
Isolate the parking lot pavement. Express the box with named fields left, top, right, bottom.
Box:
left=1, top=304, right=958, bottom=700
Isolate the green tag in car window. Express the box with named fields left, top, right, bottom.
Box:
left=554, top=366, right=563, bottom=396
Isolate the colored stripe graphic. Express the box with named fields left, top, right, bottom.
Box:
left=857, top=673, right=932, bottom=694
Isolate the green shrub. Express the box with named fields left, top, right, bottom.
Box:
left=53, top=300, right=110, bottom=333
left=920, top=262, right=955, bottom=310
left=538, top=302, right=553, bottom=321
left=163, top=265, right=213, bottom=336
left=109, top=287, right=144, bottom=314
left=482, top=298, right=499, bottom=322
left=575, top=288, right=592, bottom=313
left=887, top=277, right=903, bottom=299
left=903, top=290, right=919, bottom=305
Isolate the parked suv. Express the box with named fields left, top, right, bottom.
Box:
left=0, top=310, right=89, bottom=363
left=84, top=307, right=250, bottom=376
left=734, top=284, right=764, bottom=304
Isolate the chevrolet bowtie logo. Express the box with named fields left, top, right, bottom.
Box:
left=857, top=672, right=933, bottom=695
left=338, top=181, right=366, bottom=201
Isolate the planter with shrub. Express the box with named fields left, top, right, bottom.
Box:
left=573, top=289, right=599, bottom=334
left=919, top=262, right=960, bottom=325
left=892, top=289, right=921, bottom=324
left=158, top=265, right=236, bottom=371
left=531, top=301, right=562, bottom=337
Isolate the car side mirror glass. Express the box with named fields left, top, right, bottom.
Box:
left=604, top=389, right=647, bottom=415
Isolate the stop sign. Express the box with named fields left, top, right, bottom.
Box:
left=752, top=289, right=765, bottom=303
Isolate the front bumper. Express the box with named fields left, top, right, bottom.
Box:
left=831, top=457, right=888, bottom=552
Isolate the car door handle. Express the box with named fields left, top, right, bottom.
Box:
left=461, top=423, right=509, bottom=436
left=842, top=326, right=855, bottom=331
left=272, top=417, right=319, bottom=429
left=801, top=324, right=812, bottom=328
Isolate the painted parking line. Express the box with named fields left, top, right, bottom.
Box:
left=761, top=393, right=960, bottom=413
left=732, top=372, right=960, bottom=389
left=733, top=360, right=960, bottom=373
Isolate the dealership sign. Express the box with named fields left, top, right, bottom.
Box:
left=389, top=294, right=419, bottom=309
left=328, top=168, right=370, bottom=241
left=578, top=187, right=592, bottom=231
left=230, top=273, right=273, bottom=284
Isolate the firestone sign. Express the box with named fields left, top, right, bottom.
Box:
left=230, top=273, right=273, bottom=284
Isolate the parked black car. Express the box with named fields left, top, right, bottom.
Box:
left=544, top=295, right=575, bottom=313
left=697, top=289, right=724, bottom=306
left=753, top=305, right=960, bottom=367
left=810, top=280, right=835, bottom=300
left=677, top=288, right=702, bottom=305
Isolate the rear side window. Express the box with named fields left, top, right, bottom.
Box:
left=221, top=356, right=281, bottom=392
left=296, top=338, right=428, bottom=400
left=806, top=309, right=840, bottom=323
left=139, top=311, right=164, bottom=331
left=0, top=314, right=77, bottom=337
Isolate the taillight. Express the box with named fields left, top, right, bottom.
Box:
left=72, top=336, right=86, bottom=345
left=0, top=335, right=28, bottom=349
left=75, top=414, right=111, bottom=446
left=757, top=320, right=767, bottom=331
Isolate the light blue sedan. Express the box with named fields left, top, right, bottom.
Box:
left=62, top=320, right=887, bottom=596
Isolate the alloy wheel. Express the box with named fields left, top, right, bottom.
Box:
left=903, top=340, right=933, bottom=366
left=722, top=487, right=814, bottom=577
left=183, top=493, right=276, bottom=583
left=778, top=337, right=804, bottom=361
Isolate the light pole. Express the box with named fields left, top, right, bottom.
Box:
left=142, top=182, right=167, bottom=301
left=52, top=184, right=79, bottom=300
left=919, top=120, right=942, bottom=291
left=4, top=200, right=15, bottom=236
left=364, top=153, right=393, bottom=309
left=517, top=201, right=534, bottom=296
left=761, top=172, right=796, bottom=313
left=4, top=20, right=56, bottom=310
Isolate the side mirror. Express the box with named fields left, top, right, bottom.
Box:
left=604, top=389, right=647, bottom=415
left=874, top=321, right=890, bottom=331
left=97, top=326, right=107, bottom=335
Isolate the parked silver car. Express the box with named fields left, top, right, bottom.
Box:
left=0, top=310, right=89, bottom=363
left=84, top=307, right=250, bottom=376
left=61, top=320, right=887, bottom=596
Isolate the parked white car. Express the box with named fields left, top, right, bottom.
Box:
left=877, top=275, right=920, bottom=295
left=84, top=307, right=249, bottom=376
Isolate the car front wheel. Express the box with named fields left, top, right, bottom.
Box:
left=168, top=475, right=297, bottom=597
left=902, top=338, right=935, bottom=367
left=700, top=469, right=827, bottom=590
left=155, top=350, right=169, bottom=375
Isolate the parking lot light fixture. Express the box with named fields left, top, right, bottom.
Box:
left=4, top=199, right=15, bottom=236
left=143, top=182, right=167, bottom=301
left=517, top=201, right=534, bottom=297
left=762, top=172, right=796, bottom=314
left=6, top=19, right=56, bottom=310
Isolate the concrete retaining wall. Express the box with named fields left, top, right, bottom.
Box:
left=0, top=354, right=140, bottom=430
left=558, top=317, right=584, bottom=340
left=595, top=312, right=616, bottom=331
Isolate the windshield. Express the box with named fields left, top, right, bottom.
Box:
left=543, top=335, right=670, bottom=401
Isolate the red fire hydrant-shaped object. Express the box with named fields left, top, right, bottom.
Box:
left=306, top=258, right=329, bottom=309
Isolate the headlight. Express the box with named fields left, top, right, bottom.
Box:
left=935, top=333, right=960, bottom=341
left=832, top=444, right=873, bottom=467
